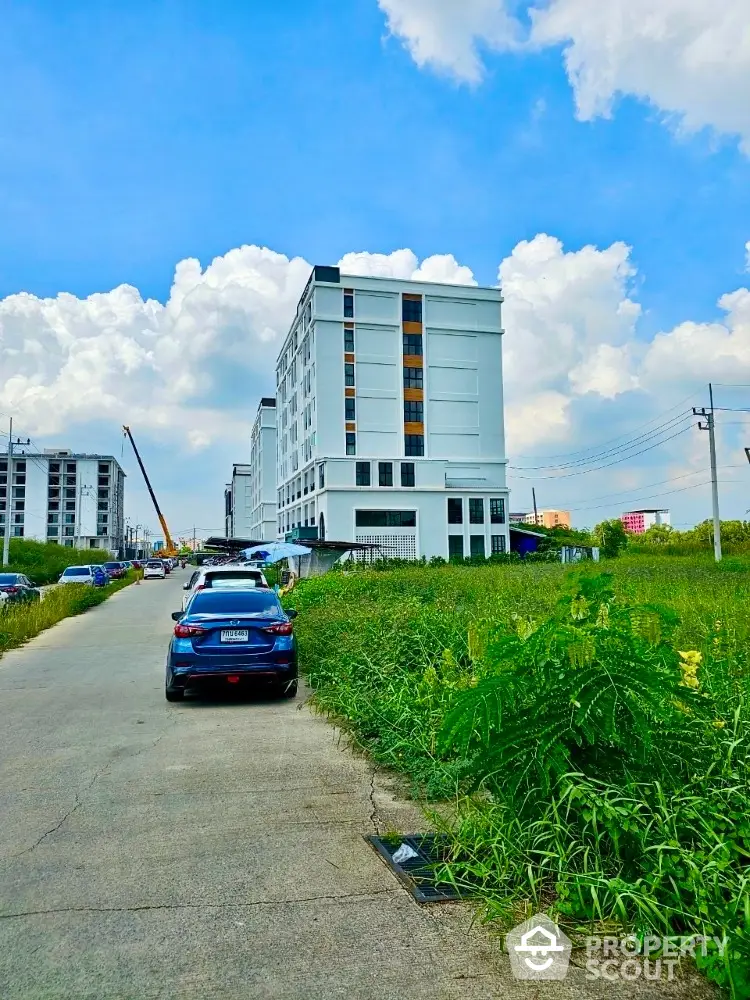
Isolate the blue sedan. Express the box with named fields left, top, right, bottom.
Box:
left=166, top=588, right=298, bottom=701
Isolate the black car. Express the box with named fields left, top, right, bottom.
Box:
left=0, top=573, right=41, bottom=605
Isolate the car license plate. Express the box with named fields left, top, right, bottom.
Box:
left=221, top=629, right=248, bottom=643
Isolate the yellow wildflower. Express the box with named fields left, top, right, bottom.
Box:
left=678, top=650, right=702, bottom=690
left=713, top=719, right=726, bottom=729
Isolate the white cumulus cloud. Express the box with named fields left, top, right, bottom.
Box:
left=376, top=0, right=750, bottom=150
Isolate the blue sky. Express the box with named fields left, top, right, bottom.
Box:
left=1, top=0, right=749, bottom=537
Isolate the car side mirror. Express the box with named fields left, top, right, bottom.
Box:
left=171, top=611, right=183, bottom=621
left=183, top=581, right=191, bottom=590
left=286, top=609, right=298, bottom=619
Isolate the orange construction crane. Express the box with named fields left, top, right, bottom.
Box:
left=122, top=425, right=178, bottom=557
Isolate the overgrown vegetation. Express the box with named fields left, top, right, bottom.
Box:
left=3, top=538, right=110, bottom=585
left=0, top=574, right=132, bottom=656
left=289, top=557, right=750, bottom=996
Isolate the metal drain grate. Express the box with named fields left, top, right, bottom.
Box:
left=365, top=833, right=465, bottom=903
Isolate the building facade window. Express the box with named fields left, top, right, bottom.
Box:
left=402, top=297, right=422, bottom=323
left=490, top=497, right=506, bottom=524
left=447, top=498, right=463, bottom=524
left=356, top=462, right=371, bottom=486
left=404, top=434, right=424, bottom=456
left=470, top=535, right=486, bottom=558
left=448, top=535, right=464, bottom=560
left=344, top=327, right=354, bottom=352
left=400, top=462, right=415, bottom=487
left=345, top=397, right=355, bottom=422
left=318, top=463, right=325, bottom=489
left=491, top=534, right=507, bottom=554
left=345, top=363, right=355, bottom=387
left=469, top=498, right=485, bottom=524
left=403, top=366, right=423, bottom=389
left=403, top=400, right=423, bottom=423
left=378, top=462, right=393, bottom=487
left=402, top=333, right=422, bottom=355
left=344, top=291, right=354, bottom=318
left=355, top=510, right=416, bottom=528
left=346, top=432, right=356, bottom=455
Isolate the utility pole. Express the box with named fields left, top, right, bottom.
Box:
left=192, top=526, right=196, bottom=552
left=693, top=383, right=722, bottom=562
left=532, top=487, right=539, bottom=526
left=2, top=418, right=12, bottom=567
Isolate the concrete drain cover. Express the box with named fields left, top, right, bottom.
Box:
left=365, top=833, right=465, bottom=903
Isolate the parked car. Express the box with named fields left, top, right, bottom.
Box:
left=102, top=561, right=127, bottom=580
left=59, top=565, right=103, bottom=586
left=131, top=560, right=142, bottom=570
left=0, top=573, right=41, bottom=604
left=181, top=565, right=269, bottom=611
left=90, top=565, right=109, bottom=587
left=166, top=588, right=298, bottom=701
left=144, top=560, right=166, bottom=580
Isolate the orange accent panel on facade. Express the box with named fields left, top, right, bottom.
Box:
left=344, top=353, right=355, bottom=363
left=403, top=388, right=423, bottom=402
left=402, top=354, right=423, bottom=367
left=404, top=421, right=424, bottom=435
left=402, top=321, right=422, bottom=335
left=403, top=293, right=422, bottom=301
left=345, top=387, right=355, bottom=398
left=345, top=422, right=355, bottom=432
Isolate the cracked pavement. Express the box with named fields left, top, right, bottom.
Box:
left=0, top=573, right=716, bottom=999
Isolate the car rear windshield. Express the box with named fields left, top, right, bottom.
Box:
left=146, top=562, right=162, bottom=568
left=103, top=563, right=120, bottom=569
left=63, top=567, right=90, bottom=576
left=205, top=571, right=261, bottom=588
left=189, top=591, right=281, bottom=615
left=0, top=574, right=20, bottom=585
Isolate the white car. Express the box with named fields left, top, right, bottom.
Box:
left=58, top=565, right=100, bottom=586
left=181, top=564, right=269, bottom=610
left=144, top=560, right=166, bottom=579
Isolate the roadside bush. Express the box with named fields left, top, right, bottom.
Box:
left=290, top=556, right=750, bottom=997
left=0, top=576, right=132, bottom=655
left=3, top=538, right=109, bottom=586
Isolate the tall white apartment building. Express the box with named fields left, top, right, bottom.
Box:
left=0, top=449, right=125, bottom=553
left=224, top=466, right=252, bottom=538
left=248, top=398, right=277, bottom=540
left=275, top=266, right=509, bottom=560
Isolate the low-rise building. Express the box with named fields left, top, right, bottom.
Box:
left=523, top=509, right=571, bottom=529
left=621, top=509, right=670, bottom=534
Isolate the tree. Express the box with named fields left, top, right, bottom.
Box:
left=641, top=523, right=674, bottom=545
left=593, top=519, right=629, bottom=558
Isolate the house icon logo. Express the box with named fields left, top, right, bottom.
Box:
left=506, top=913, right=572, bottom=980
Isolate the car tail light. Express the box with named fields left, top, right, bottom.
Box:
left=174, top=623, right=206, bottom=638
left=2, top=586, right=19, bottom=594
left=264, top=622, right=293, bottom=636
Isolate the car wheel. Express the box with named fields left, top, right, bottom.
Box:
left=165, top=684, right=184, bottom=702
left=276, top=678, right=298, bottom=699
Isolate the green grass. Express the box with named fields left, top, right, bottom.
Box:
left=288, top=555, right=750, bottom=996
left=3, top=538, right=110, bottom=586
left=0, top=575, right=132, bottom=655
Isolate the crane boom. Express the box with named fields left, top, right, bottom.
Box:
left=122, top=426, right=177, bottom=556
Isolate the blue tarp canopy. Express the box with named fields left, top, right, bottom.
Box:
left=241, top=541, right=312, bottom=564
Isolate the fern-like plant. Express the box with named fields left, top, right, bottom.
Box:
left=440, top=573, right=707, bottom=796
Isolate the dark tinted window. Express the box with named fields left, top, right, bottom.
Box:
left=356, top=462, right=371, bottom=487
left=345, top=363, right=355, bottom=386
left=403, top=366, right=422, bottom=389
left=404, top=401, right=423, bottom=423
left=355, top=510, right=416, bottom=528
left=470, top=535, right=485, bottom=558
left=469, top=499, right=485, bottom=524
left=344, top=327, right=354, bottom=352
left=402, top=298, right=422, bottom=323
left=402, top=333, right=422, bottom=355
left=490, top=498, right=506, bottom=524
left=405, top=434, right=424, bottom=456
left=344, top=292, right=354, bottom=318
left=400, top=463, right=415, bottom=487
left=378, top=462, right=393, bottom=487
left=447, top=498, right=463, bottom=524
left=189, top=591, right=281, bottom=614
left=63, top=567, right=90, bottom=576
left=448, top=536, right=464, bottom=559
left=345, top=397, right=355, bottom=421
left=346, top=433, right=356, bottom=455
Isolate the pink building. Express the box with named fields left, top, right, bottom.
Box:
left=621, top=509, right=670, bottom=534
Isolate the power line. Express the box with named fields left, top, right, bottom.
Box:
left=510, top=424, right=695, bottom=480
left=548, top=464, right=746, bottom=509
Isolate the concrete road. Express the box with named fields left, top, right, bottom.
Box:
left=0, top=574, right=715, bottom=999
